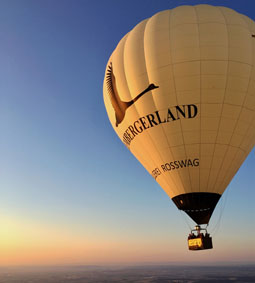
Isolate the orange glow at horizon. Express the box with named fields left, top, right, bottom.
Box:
left=1, top=215, right=254, bottom=266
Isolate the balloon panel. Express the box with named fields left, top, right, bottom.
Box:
left=103, top=5, right=255, bottom=206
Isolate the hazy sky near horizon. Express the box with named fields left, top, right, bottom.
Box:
left=0, top=0, right=255, bottom=265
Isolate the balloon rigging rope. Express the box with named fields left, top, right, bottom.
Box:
left=179, top=210, right=192, bottom=231
left=210, top=188, right=229, bottom=236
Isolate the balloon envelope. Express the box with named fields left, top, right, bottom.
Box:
left=103, top=5, right=255, bottom=224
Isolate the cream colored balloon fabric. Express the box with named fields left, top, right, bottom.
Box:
left=103, top=5, right=255, bottom=200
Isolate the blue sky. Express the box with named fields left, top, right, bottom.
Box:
left=0, top=0, right=254, bottom=265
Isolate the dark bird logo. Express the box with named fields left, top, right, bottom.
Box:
left=106, top=62, right=159, bottom=127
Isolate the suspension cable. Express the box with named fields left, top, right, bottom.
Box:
left=179, top=209, right=192, bottom=231
left=210, top=188, right=229, bottom=236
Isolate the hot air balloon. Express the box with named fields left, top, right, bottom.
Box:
left=103, top=4, right=255, bottom=250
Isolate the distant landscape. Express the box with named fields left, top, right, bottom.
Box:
left=0, top=265, right=254, bottom=283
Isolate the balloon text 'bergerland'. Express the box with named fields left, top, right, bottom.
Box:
left=122, top=104, right=198, bottom=147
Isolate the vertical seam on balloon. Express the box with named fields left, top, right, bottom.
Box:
left=237, top=17, right=255, bottom=153
left=168, top=8, right=191, bottom=196
left=160, top=10, right=186, bottom=196
left=129, top=18, right=174, bottom=193
left=245, top=18, right=255, bottom=151
left=216, top=16, right=255, bottom=193
left=194, top=6, right=201, bottom=194
left=142, top=11, right=180, bottom=197
left=121, top=21, right=161, bottom=175
left=210, top=8, right=230, bottom=194
left=215, top=12, right=254, bottom=193
left=171, top=6, right=197, bottom=194
left=211, top=7, right=247, bottom=194
left=163, top=9, right=186, bottom=197
left=205, top=7, right=229, bottom=195
left=111, top=35, right=141, bottom=143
